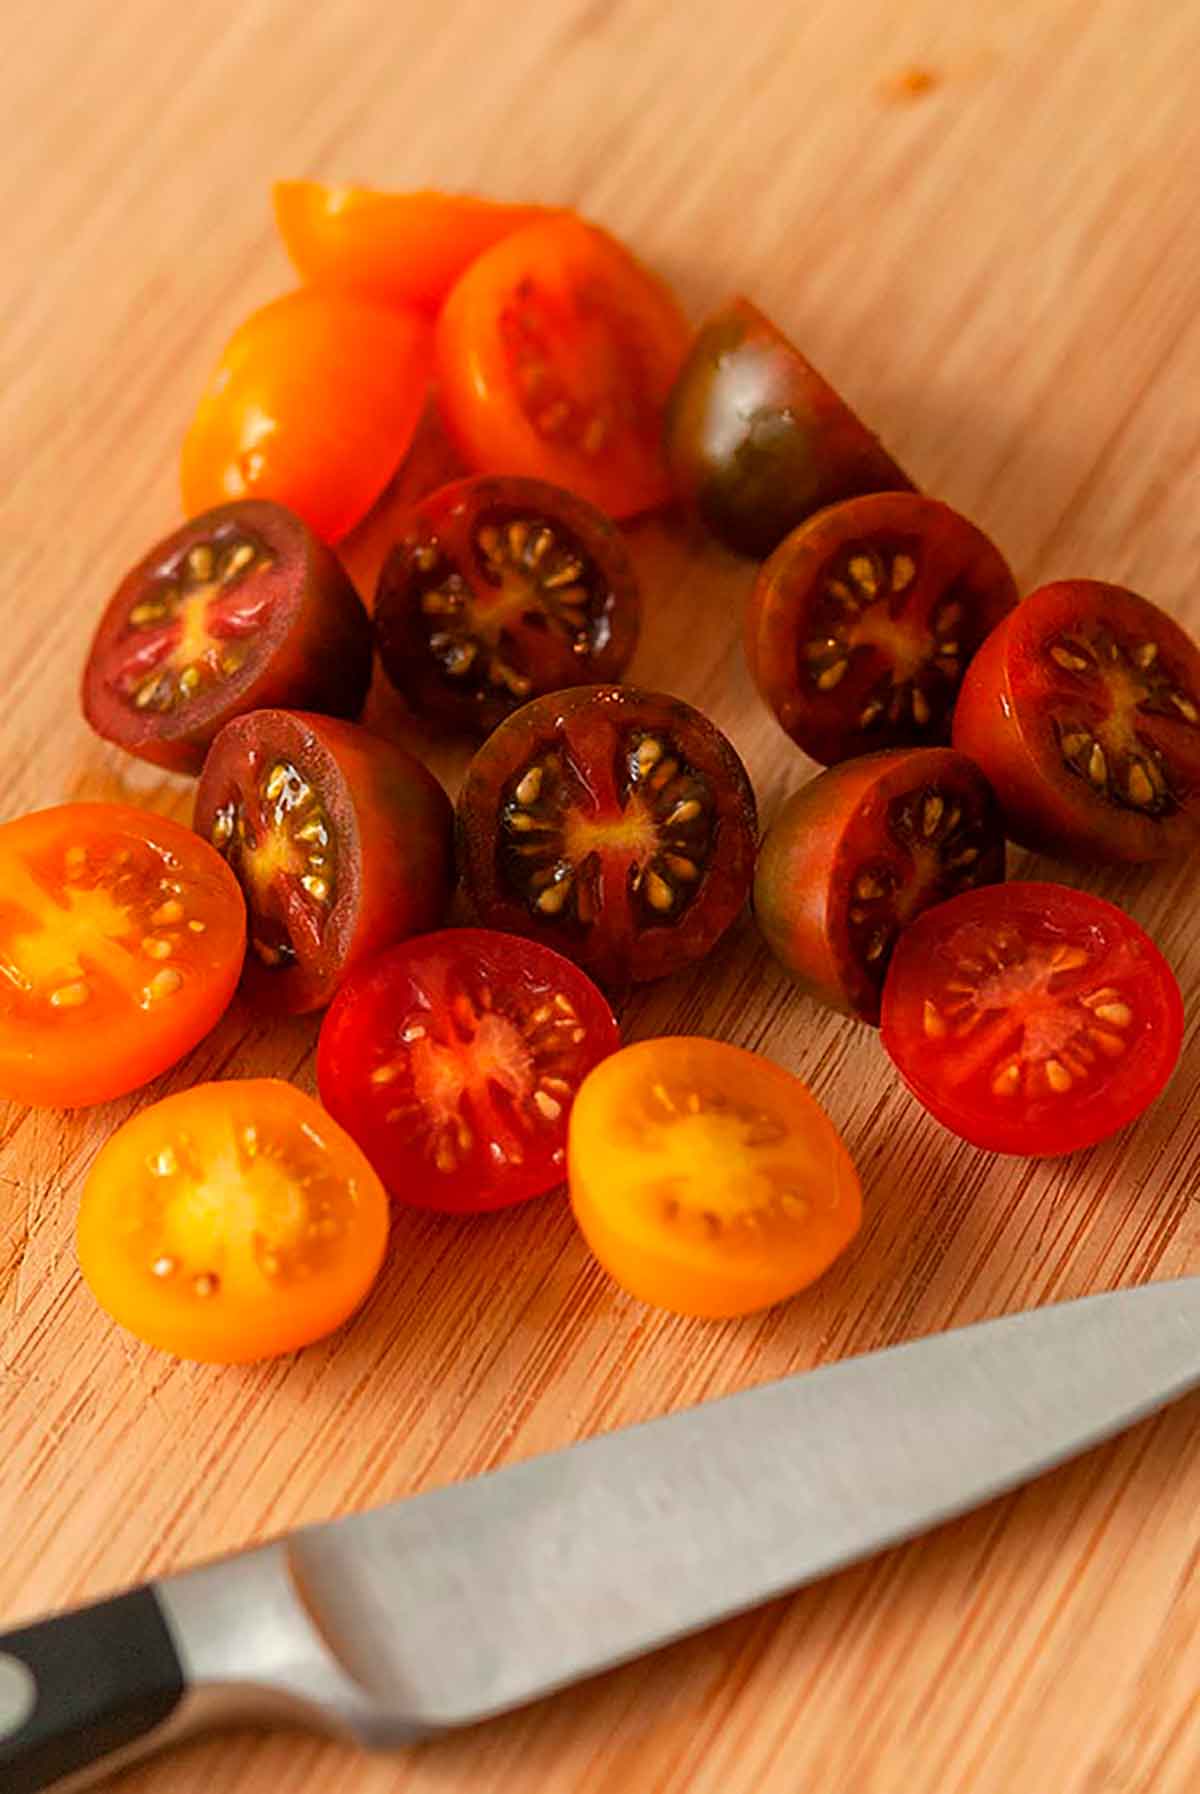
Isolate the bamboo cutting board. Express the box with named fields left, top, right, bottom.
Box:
left=5, top=0, right=1200, bottom=1788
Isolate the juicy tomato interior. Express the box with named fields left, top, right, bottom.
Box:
left=0, top=805, right=245, bottom=1108
left=317, top=929, right=620, bottom=1212
left=880, top=882, right=1184, bottom=1156
left=76, top=1079, right=389, bottom=1362
left=181, top=289, right=433, bottom=543
left=436, top=216, right=690, bottom=519
left=274, top=181, right=558, bottom=312
left=374, top=475, right=639, bottom=734
left=748, top=494, right=1017, bottom=767
left=568, top=1036, right=863, bottom=1318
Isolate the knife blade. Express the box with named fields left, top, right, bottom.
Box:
left=5, top=1276, right=1200, bottom=1793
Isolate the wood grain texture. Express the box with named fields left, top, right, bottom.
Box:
left=4, top=0, right=1200, bottom=1787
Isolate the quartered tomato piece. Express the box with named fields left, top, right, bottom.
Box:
left=274, top=181, right=558, bottom=312
left=880, top=882, right=1184, bottom=1156
left=77, top=1080, right=389, bottom=1362
left=952, top=579, right=1200, bottom=863
left=318, top=929, right=619, bottom=1212
left=457, top=686, right=757, bottom=993
left=82, top=501, right=372, bottom=773
left=747, top=494, right=1018, bottom=767
left=373, top=476, right=640, bottom=734
left=665, top=297, right=914, bottom=558
left=194, top=710, right=454, bottom=1014
left=755, top=748, right=1006, bottom=1023
left=0, top=804, right=245, bottom=1108
left=569, top=1036, right=862, bottom=1317
left=436, top=216, right=690, bottom=519
left=181, top=289, right=432, bottom=543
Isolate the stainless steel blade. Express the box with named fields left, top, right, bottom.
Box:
left=256, top=1276, right=1200, bottom=1741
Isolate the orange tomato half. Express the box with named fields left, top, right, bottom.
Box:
left=274, top=181, right=558, bottom=312
left=436, top=215, right=690, bottom=519
left=0, top=804, right=245, bottom=1108
left=77, top=1079, right=389, bottom=1363
left=181, top=289, right=432, bottom=543
left=569, top=1037, right=862, bottom=1318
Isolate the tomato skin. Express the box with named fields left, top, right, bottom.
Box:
left=181, top=289, right=432, bottom=543
left=82, top=500, right=372, bottom=774
left=0, top=804, right=245, bottom=1109
left=665, top=297, right=913, bottom=558
left=274, top=181, right=559, bottom=312
left=76, top=1079, right=389, bottom=1363
left=436, top=216, right=690, bottom=520
left=952, top=579, right=1200, bottom=864
left=754, top=749, right=1006, bottom=1024
left=194, top=710, right=454, bottom=1014
left=569, top=1036, right=862, bottom=1318
left=318, top=929, right=620, bottom=1212
left=880, top=881, right=1184, bottom=1156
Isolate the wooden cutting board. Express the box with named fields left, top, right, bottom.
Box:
left=5, top=0, right=1200, bottom=1787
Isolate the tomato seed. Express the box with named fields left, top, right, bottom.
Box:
left=1087, top=744, right=1108, bottom=786
left=911, top=688, right=932, bottom=726
left=187, top=545, right=215, bottom=581
left=1045, top=1058, right=1073, bottom=1093
left=49, top=980, right=90, bottom=1008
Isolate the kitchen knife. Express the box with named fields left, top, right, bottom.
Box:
left=5, top=1276, right=1200, bottom=1794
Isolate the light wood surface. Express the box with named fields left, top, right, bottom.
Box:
left=5, top=0, right=1200, bottom=1788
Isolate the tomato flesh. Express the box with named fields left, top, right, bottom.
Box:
left=952, top=579, right=1200, bottom=863
left=0, top=804, right=245, bottom=1108
left=374, top=476, right=640, bottom=734
left=436, top=216, right=690, bottom=519
left=457, top=685, right=758, bottom=993
left=569, top=1036, right=862, bottom=1317
left=181, top=289, right=432, bottom=543
left=318, top=929, right=619, bottom=1212
left=76, top=1079, right=389, bottom=1362
left=880, top=881, right=1184, bottom=1155
left=747, top=493, right=1018, bottom=767
left=755, top=748, right=1006, bottom=1023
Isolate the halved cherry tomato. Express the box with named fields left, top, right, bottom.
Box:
left=952, top=579, right=1200, bottom=863
left=0, top=804, right=245, bottom=1108
left=569, top=1036, right=862, bottom=1318
left=82, top=500, right=372, bottom=773
left=318, top=929, right=619, bottom=1212
left=181, top=289, right=432, bottom=543
left=665, top=297, right=914, bottom=558
left=194, top=709, right=454, bottom=1015
left=747, top=494, right=1018, bottom=766
left=457, top=685, right=757, bottom=993
left=77, top=1079, right=389, bottom=1362
left=880, top=881, right=1183, bottom=1156
left=436, top=216, right=690, bottom=519
left=755, top=748, right=1006, bottom=1023
left=374, top=476, right=640, bottom=734
left=274, top=181, right=558, bottom=313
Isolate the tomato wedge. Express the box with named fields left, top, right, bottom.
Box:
left=569, top=1036, right=862, bottom=1318
left=0, top=804, right=245, bottom=1107
left=77, top=1080, right=389, bottom=1362
left=436, top=216, right=690, bottom=519
left=181, top=289, right=432, bottom=543
left=880, top=882, right=1184, bottom=1155
left=274, top=181, right=558, bottom=312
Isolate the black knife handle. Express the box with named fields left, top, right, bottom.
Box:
left=0, top=1586, right=184, bottom=1793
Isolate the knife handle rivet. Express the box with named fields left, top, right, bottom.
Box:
left=0, top=1652, right=36, bottom=1739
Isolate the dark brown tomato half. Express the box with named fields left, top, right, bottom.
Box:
left=952, top=579, right=1200, bottom=863
left=457, top=685, right=757, bottom=993
left=373, top=476, right=639, bottom=735
left=746, top=494, right=1018, bottom=768
left=83, top=500, right=373, bottom=774
left=194, top=709, right=454, bottom=1014
left=664, top=296, right=914, bottom=559
left=754, top=748, right=1006, bottom=1024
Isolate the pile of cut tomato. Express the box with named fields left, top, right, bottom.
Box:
left=7, top=182, right=1193, bottom=1362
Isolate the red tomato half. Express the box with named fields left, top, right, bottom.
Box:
left=880, top=882, right=1183, bottom=1156
left=317, top=928, right=620, bottom=1212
